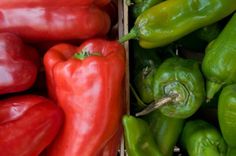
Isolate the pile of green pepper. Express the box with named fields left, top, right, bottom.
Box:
left=121, top=0, right=236, bottom=155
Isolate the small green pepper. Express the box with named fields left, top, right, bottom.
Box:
left=180, top=120, right=227, bottom=156
left=137, top=57, right=205, bottom=119
left=122, top=115, right=163, bottom=156
left=202, top=13, right=236, bottom=101
left=119, top=0, right=236, bottom=48
left=218, top=84, right=236, bottom=156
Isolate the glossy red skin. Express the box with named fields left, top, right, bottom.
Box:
left=102, top=0, right=118, bottom=26
left=0, top=6, right=111, bottom=42
left=0, top=95, right=64, bottom=156
left=0, top=0, right=95, bottom=8
left=44, top=39, right=125, bottom=156
left=0, top=32, right=39, bottom=95
left=95, top=0, right=111, bottom=7
left=98, top=126, right=123, bottom=156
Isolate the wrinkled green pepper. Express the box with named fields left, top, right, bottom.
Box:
left=128, top=0, right=164, bottom=18
left=119, top=0, right=236, bottom=48
left=122, top=115, right=163, bottom=156
left=143, top=110, right=184, bottom=156
left=137, top=57, right=205, bottom=119
left=218, top=84, right=236, bottom=156
left=130, top=85, right=183, bottom=156
left=202, top=13, right=236, bottom=101
left=180, top=120, right=227, bottom=156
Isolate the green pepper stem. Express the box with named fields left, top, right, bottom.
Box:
left=206, top=81, right=223, bottom=103
left=129, top=84, right=147, bottom=109
left=126, top=0, right=133, bottom=6
left=136, top=94, right=178, bottom=116
left=74, top=50, right=102, bottom=60
left=119, top=28, right=138, bottom=43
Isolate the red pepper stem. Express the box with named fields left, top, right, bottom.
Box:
left=135, top=94, right=178, bottom=117
left=118, top=27, right=138, bottom=43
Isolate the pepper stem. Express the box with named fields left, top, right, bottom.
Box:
left=126, top=0, right=133, bottom=6
left=206, top=81, right=223, bottom=103
left=130, top=84, right=147, bottom=109
left=136, top=94, right=178, bottom=116
left=74, top=50, right=101, bottom=60
left=119, top=28, right=138, bottom=43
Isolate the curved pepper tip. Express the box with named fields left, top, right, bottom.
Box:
left=206, top=81, right=223, bottom=103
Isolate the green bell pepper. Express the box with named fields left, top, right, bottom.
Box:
left=202, top=13, right=236, bottom=101
left=218, top=84, right=236, bottom=156
left=119, top=0, right=236, bottom=48
left=131, top=47, right=184, bottom=156
left=137, top=57, right=205, bottom=119
left=122, top=115, right=163, bottom=156
left=130, top=85, right=184, bottom=156
left=180, top=120, right=227, bottom=156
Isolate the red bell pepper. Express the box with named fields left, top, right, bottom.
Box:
left=0, top=5, right=111, bottom=42
left=0, top=0, right=110, bottom=8
left=0, top=95, right=64, bottom=156
left=0, top=32, right=39, bottom=95
left=44, top=39, right=125, bottom=156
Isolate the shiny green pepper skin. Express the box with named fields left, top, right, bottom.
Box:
left=122, top=115, right=163, bottom=156
left=180, top=120, right=227, bottom=156
left=202, top=13, right=236, bottom=101
left=154, top=57, right=205, bottom=118
left=218, top=84, right=236, bottom=156
left=143, top=110, right=184, bottom=156
left=120, top=0, right=236, bottom=48
left=130, top=0, right=164, bottom=18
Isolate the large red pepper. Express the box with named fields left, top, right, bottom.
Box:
left=0, top=32, right=39, bottom=95
left=0, top=95, right=64, bottom=156
left=0, top=0, right=110, bottom=8
left=44, top=39, right=125, bottom=156
left=0, top=5, right=111, bottom=42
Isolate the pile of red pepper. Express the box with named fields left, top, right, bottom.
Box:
left=0, top=1, right=126, bottom=156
